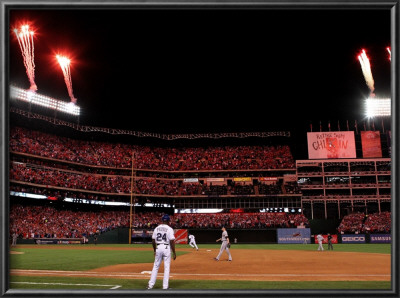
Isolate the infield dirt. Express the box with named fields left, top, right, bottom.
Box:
left=11, top=246, right=391, bottom=282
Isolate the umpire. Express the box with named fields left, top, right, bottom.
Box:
left=327, top=233, right=333, bottom=250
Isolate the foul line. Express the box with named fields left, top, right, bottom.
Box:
left=11, top=282, right=121, bottom=289
left=11, top=269, right=390, bottom=278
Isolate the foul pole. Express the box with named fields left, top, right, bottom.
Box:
left=129, top=151, right=135, bottom=244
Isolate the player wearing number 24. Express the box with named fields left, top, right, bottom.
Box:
left=147, top=214, right=176, bottom=290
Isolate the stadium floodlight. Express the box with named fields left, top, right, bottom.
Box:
left=10, top=85, right=80, bottom=116
left=365, top=97, right=391, bottom=118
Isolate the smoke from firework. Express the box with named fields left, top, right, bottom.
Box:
left=56, top=55, right=77, bottom=104
left=358, top=49, right=375, bottom=97
left=387, top=47, right=391, bottom=61
left=13, top=25, right=37, bottom=91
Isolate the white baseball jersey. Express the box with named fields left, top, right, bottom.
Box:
left=153, top=224, right=175, bottom=245
left=188, top=234, right=198, bottom=250
left=148, top=224, right=175, bottom=289
left=317, top=234, right=324, bottom=251
left=216, top=230, right=232, bottom=261
left=221, top=230, right=229, bottom=241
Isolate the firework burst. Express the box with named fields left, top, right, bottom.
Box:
left=358, top=49, right=375, bottom=97
left=56, top=54, right=77, bottom=104
left=13, top=24, right=37, bottom=91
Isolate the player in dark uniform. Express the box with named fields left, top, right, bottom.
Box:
left=327, top=233, right=333, bottom=250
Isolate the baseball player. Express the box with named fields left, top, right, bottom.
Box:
left=188, top=234, right=199, bottom=251
left=317, top=233, right=324, bottom=251
left=147, top=214, right=176, bottom=290
left=12, top=232, right=18, bottom=246
left=214, top=227, right=232, bottom=261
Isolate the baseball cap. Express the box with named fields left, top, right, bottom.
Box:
left=162, top=214, right=170, bottom=222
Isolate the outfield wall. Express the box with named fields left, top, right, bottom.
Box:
left=13, top=228, right=391, bottom=245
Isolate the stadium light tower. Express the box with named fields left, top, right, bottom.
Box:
left=365, top=97, right=391, bottom=118
left=10, top=85, right=80, bottom=116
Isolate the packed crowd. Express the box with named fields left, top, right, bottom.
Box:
left=10, top=204, right=129, bottom=239
left=10, top=162, right=131, bottom=194
left=11, top=162, right=296, bottom=197
left=10, top=127, right=295, bottom=171
left=337, top=212, right=365, bottom=234
left=10, top=205, right=310, bottom=239
left=258, top=183, right=283, bottom=195
left=284, top=182, right=302, bottom=194
left=337, top=211, right=391, bottom=234
left=362, top=211, right=391, bottom=233
left=172, top=212, right=309, bottom=229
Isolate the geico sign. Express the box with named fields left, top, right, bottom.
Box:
left=342, top=236, right=365, bottom=241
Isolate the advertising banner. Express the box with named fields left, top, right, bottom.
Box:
left=340, top=234, right=366, bottom=243
left=233, top=177, right=252, bottom=182
left=361, top=131, right=382, bottom=158
left=277, top=228, right=311, bottom=244
left=314, top=234, right=338, bottom=244
left=307, top=131, right=356, bottom=159
left=174, top=229, right=188, bottom=244
left=370, top=234, right=391, bottom=243
left=35, top=238, right=83, bottom=244
left=183, top=178, right=199, bottom=183
left=283, top=175, right=297, bottom=182
left=206, top=178, right=225, bottom=182
left=260, top=177, right=278, bottom=181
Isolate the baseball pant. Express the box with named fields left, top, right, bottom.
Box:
left=216, top=241, right=232, bottom=260
left=148, top=244, right=172, bottom=289
left=189, top=241, right=198, bottom=250
left=317, top=241, right=324, bottom=251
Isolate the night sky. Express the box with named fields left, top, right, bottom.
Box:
left=8, top=7, right=391, bottom=135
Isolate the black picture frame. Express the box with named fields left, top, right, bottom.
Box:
left=1, top=1, right=399, bottom=297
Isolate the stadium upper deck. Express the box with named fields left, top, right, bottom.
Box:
left=8, top=107, right=392, bottom=217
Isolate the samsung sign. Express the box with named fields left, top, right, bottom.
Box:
left=370, top=234, right=391, bottom=243
left=341, top=234, right=366, bottom=243
left=277, top=228, right=311, bottom=244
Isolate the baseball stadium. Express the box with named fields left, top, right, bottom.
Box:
left=3, top=5, right=397, bottom=298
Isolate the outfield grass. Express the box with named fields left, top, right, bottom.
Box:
left=10, top=247, right=188, bottom=271
left=9, top=275, right=392, bottom=290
